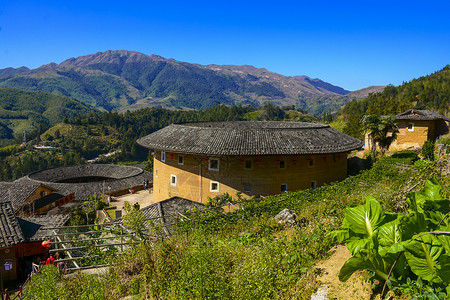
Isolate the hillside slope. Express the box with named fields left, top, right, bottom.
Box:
left=0, top=50, right=354, bottom=113
left=343, top=65, right=450, bottom=117
left=0, top=88, right=95, bottom=140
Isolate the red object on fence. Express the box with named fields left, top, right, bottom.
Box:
left=41, top=240, right=51, bottom=248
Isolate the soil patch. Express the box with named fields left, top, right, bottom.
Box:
left=313, top=245, right=373, bottom=299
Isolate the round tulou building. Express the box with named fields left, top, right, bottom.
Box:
left=137, top=121, right=363, bottom=203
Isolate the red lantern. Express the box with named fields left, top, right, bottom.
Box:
left=205, top=155, right=209, bottom=162
left=42, top=240, right=51, bottom=248
left=240, top=160, right=244, bottom=164
left=293, top=160, right=297, bottom=165
left=256, top=160, right=261, bottom=165
left=277, top=160, right=280, bottom=164
left=170, top=153, right=174, bottom=159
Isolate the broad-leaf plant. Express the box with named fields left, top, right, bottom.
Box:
left=330, top=178, right=450, bottom=296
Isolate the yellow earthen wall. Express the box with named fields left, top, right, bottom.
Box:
left=391, top=120, right=431, bottom=150
left=153, top=151, right=348, bottom=203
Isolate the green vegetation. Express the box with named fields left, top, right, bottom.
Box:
left=0, top=104, right=317, bottom=181
left=0, top=51, right=354, bottom=114
left=22, top=155, right=450, bottom=299
left=341, top=65, right=450, bottom=139
left=331, top=178, right=450, bottom=298
left=363, top=115, right=399, bottom=158
left=422, top=140, right=436, bottom=161
left=0, top=88, right=95, bottom=142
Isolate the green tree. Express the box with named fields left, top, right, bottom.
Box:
left=421, top=140, right=435, bottom=160
left=363, top=115, right=399, bottom=159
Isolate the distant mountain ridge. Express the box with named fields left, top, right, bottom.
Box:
left=0, top=50, right=365, bottom=113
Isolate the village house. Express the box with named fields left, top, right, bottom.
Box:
left=137, top=121, right=363, bottom=203
left=363, top=109, right=450, bottom=151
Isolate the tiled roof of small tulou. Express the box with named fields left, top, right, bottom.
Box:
left=137, top=121, right=363, bottom=156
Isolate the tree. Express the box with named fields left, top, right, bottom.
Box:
left=363, top=115, right=399, bottom=159
left=421, top=140, right=435, bottom=160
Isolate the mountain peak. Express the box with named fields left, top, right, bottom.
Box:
left=58, top=50, right=162, bottom=67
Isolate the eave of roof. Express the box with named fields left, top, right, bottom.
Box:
left=0, top=201, right=25, bottom=248
left=137, top=121, right=363, bottom=156
left=395, top=109, right=450, bottom=121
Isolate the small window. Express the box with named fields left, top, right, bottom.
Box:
left=244, top=183, right=251, bottom=193
left=170, top=175, right=177, bottom=187
left=244, top=160, right=252, bottom=169
left=279, top=160, right=285, bottom=169
left=311, top=181, right=317, bottom=190
left=210, top=181, right=219, bottom=192
left=209, top=159, right=219, bottom=171
left=407, top=123, right=414, bottom=132
left=308, top=158, right=315, bottom=168
left=280, top=184, right=288, bottom=193
left=178, top=155, right=184, bottom=165
left=161, top=151, right=166, bottom=162
left=40, top=191, right=47, bottom=197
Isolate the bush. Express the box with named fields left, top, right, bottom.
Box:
left=391, top=150, right=419, bottom=162
left=421, top=140, right=435, bottom=160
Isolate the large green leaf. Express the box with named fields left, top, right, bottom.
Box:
left=378, top=216, right=402, bottom=248
left=407, top=178, right=443, bottom=214
left=346, top=237, right=374, bottom=254
left=401, top=212, right=427, bottom=239
left=437, top=254, right=450, bottom=285
left=339, top=249, right=390, bottom=282
left=403, top=234, right=443, bottom=283
left=328, top=229, right=349, bottom=243
left=344, top=196, right=384, bottom=237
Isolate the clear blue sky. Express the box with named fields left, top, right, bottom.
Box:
left=0, top=0, right=449, bottom=91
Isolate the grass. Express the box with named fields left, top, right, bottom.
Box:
left=22, top=157, right=449, bottom=299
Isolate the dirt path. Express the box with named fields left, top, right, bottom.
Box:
left=312, top=245, right=373, bottom=299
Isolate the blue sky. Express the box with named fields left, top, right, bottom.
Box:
left=0, top=0, right=449, bottom=91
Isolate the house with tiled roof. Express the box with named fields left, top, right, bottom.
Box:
left=0, top=182, right=73, bottom=216
left=137, top=121, right=363, bottom=203
left=139, top=197, right=204, bottom=236
left=0, top=201, right=67, bottom=283
left=363, top=109, right=450, bottom=151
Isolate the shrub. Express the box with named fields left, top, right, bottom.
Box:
left=421, top=140, right=435, bottom=160
left=391, top=150, right=419, bottom=162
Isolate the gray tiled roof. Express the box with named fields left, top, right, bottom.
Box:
left=395, top=109, right=450, bottom=121
left=140, top=197, right=204, bottom=235
left=26, top=193, right=65, bottom=212
left=0, top=182, right=47, bottom=212
left=18, top=214, right=69, bottom=241
left=137, top=121, right=363, bottom=156
left=14, top=164, right=152, bottom=201
left=0, top=201, right=25, bottom=248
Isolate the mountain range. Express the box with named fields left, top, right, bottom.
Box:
left=0, top=50, right=383, bottom=114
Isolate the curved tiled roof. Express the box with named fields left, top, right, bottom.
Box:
left=15, top=164, right=152, bottom=201
left=137, top=121, right=363, bottom=155
left=28, top=164, right=143, bottom=182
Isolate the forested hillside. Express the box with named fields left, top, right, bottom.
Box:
left=341, top=65, right=450, bottom=138
left=0, top=104, right=316, bottom=181
left=0, top=88, right=95, bottom=141
left=0, top=50, right=355, bottom=113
